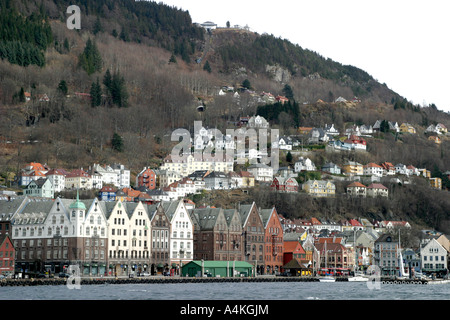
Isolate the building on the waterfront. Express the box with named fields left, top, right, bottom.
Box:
left=149, top=204, right=171, bottom=275
left=181, top=260, right=254, bottom=277
left=0, top=234, right=15, bottom=276
left=260, top=207, right=284, bottom=275
left=11, top=194, right=108, bottom=276
left=373, top=233, right=400, bottom=276
left=161, top=200, right=194, bottom=273
left=239, top=202, right=265, bottom=275
left=190, top=207, right=243, bottom=262
left=420, top=238, right=448, bottom=276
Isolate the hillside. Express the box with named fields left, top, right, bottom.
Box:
left=0, top=0, right=449, bottom=232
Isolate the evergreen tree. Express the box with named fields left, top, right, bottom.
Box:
left=282, top=84, right=294, bottom=100
left=203, top=60, right=211, bottom=73
left=78, top=38, right=102, bottom=75
left=111, top=132, right=124, bottom=152
left=90, top=78, right=102, bottom=107
left=168, top=53, right=177, bottom=64
left=242, top=79, right=251, bottom=89
left=286, top=151, right=293, bottom=163
left=57, top=80, right=68, bottom=95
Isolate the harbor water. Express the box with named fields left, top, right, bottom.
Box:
left=0, top=281, right=448, bottom=300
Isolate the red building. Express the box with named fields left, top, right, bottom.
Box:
left=136, top=168, right=158, bottom=190
left=270, top=176, right=298, bottom=193
left=260, top=207, right=284, bottom=274
left=0, top=234, right=15, bottom=276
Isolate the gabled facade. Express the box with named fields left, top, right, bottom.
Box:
left=24, top=178, right=54, bottom=198
left=366, top=183, right=389, bottom=197
left=161, top=200, right=194, bottom=269
left=0, top=234, right=15, bottom=276
left=260, top=207, right=284, bottom=274
left=271, top=176, right=298, bottom=193
left=136, top=168, right=158, bottom=190
left=420, top=239, right=447, bottom=275
left=346, top=182, right=366, bottom=197
left=239, top=202, right=265, bottom=274
left=149, top=203, right=171, bottom=275
left=303, top=180, right=336, bottom=197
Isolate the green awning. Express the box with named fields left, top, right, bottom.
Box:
left=157, top=263, right=164, bottom=268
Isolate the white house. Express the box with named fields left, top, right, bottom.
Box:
left=45, top=169, right=66, bottom=193
left=420, top=239, right=448, bottom=274
left=247, top=163, right=274, bottom=182
left=363, top=163, right=385, bottom=177
left=160, top=200, right=194, bottom=267
left=324, top=124, right=340, bottom=136
left=294, top=157, right=316, bottom=172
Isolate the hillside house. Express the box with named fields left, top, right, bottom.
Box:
left=271, top=176, right=298, bottom=193
left=321, top=162, right=341, bottom=175
left=343, top=135, right=366, bottom=150
left=24, top=178, right=54, bottom=198
left=363, top=163, right=384, bottom=177
left=342, top=161, right=363, bottom=176
left=324, top=124, right=340, bottom=136
left=346, top=182, right=367, bottom=197
left=366, top=183, right=389, bottom=197
left=136, top=168, right=158, bottom=190
left=302, top=180, right=335, bottom=197
left=308, top=128, right=329, bottom=144
left=399, top=123, right=416, bottom=134
left=294, top=157, right=317, bottom=172
left=247, top=163, right=273, bottom=182
left=380, top=162, right=396, bottom=175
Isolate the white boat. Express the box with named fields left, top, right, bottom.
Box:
left=348, top=275, right=368, bottom=282
left=319, top=276, right=336, bottom=282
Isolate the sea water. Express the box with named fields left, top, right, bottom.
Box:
left=0, top=281, right=448, bottom=300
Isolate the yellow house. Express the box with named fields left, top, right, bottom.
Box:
left=430, top=177, right=442, bottom=189
left=303, top=180, right=336, bottom=197
left=399, top=123, right=416, bottom=134
left=342, top=161, right=363, bottom=176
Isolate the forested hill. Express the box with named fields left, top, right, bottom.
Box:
left=7, top=0, right=204, bottom=62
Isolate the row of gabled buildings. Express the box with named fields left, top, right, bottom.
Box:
left=0, top=196, right=286, bottom=277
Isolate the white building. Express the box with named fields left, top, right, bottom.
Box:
left=45, top=169, right=66, bottom=193
left=294, top=157, right=316, bottom=172
left=420, top=239, right=448, bottom=274
left=160, top=201, right=194, bottom=266
left=160, top=154, right=233, bottom=178
left=247, top=163, right=274, bottom=182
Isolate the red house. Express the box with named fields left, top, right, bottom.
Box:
left=0, top=235, right=15, bottom=276
left=136, top=168, right=158, bottom=190
left=271, top=176, right=298, bottom=192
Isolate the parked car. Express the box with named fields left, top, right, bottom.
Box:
left=140, top=272, right=150, bottom=277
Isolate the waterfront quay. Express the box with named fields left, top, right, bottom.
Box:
left=1, top=275, right=447, bottom=287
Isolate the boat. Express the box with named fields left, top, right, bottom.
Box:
left=319, top=275, right=336, bottom=282
left=348, top=231, right=368, bottom=282
left=396, top=231, right=410, bottom=280
left=318, top=242, right=336, bottom=282
left=348, top=272, right=368, bottom=282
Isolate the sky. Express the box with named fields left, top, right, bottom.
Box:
left=160, top=0, right=450, bottom=113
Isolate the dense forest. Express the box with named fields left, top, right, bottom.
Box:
left=0, top=0, right=449, bottom=232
